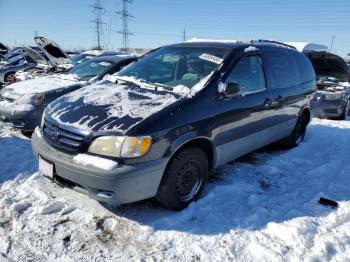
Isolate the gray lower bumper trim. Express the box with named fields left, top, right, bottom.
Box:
left=31, top=130, right=168, bottom=204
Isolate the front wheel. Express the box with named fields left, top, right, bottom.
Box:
left=156, top=147, right=209, bottom=210
left=280, top=114, right=307, bottom=148
left=337, top=100, right=350, bottom=120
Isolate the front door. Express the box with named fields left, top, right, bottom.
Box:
left=216, top=53, right=274, bottom=166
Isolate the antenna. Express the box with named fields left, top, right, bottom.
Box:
left=116, top=0, right=133, bottom=49
left=90, top=0, right=105, bottom=50
left=330, top=36, right=335, bottom=52
left=183, top=29, right=186, bottom=42
left=34, top=31, right=39, bottom=37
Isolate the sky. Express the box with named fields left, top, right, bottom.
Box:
left=0, top=0, right=349, bottom=57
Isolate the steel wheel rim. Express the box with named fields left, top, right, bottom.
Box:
left=175, top=159, right=203, bottom=202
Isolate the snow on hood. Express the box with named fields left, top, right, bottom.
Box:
left=0, top=75, right=80, bottom=100
left=47, top=81, right=184, bottom=133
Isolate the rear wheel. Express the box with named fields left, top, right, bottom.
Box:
left=156, top=147, right=209, bottom=210
left=280, top=114, right=307, bottom=148
left=4, top=72, right=15, bottom=83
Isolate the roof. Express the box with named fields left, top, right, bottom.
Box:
left=89, top=55, right=136, bottom=63
left=285, top=42, right=329, bottom=52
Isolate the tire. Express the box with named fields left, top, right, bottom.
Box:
left=4, top=72, right=15, bottom=83
left=21, top=130, right=33, bottom=138
left=336, top=100, right=350, bottom=120
left=156, top=147, right=209, bottom=210
left=280, top=114, right=307, bottom=148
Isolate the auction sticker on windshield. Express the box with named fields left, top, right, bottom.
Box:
left=39, top=156, right=54, bottom=180
left=199, top=53, right=223, bottom=64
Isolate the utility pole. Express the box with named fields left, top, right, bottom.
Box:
left=183, top=28, right=186, bottom=42
left=90, top=0, right=105, bottom=50
left=116, top=0, right=133, bottom=50
left=330, top=36, right=335, bottom=52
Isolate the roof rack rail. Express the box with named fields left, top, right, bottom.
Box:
left=252, top=39, right=296, bottom=49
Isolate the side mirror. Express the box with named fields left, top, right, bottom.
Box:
left=223, top=82, right=240, bottom=98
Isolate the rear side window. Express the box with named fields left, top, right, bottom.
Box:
left=226, top=55, right=266, bottom=95
left=292, top=51, right=316, bottom=83
left=266, top=49, right=300, bottom=88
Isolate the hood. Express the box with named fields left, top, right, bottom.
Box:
left=306, top=51, right=350, bottom=83
left=34, top=37, right=74, bottom=67
left=0, top=75, right=80, bottom=100
left=47, top=81, right=183, bottom=134
left=22, top=46, right=48, bottom=65
left=0, top=43, right=9, bottom=53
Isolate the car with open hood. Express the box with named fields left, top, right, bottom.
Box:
left=306, top=51, right=350, bottom=119
left=0, top=55, right=136, bottom=135
left=32, top=40, right=315, bottom=210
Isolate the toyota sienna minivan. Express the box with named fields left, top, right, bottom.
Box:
left=32, top=40, right=316, bottom=210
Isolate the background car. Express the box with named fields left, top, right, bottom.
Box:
left=0, top=55, right=136, bottom=135
left=306, top=51, right=350, bottom=120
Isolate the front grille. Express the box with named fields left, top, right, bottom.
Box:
left=43, top=117, right=88, bottom=152
left=324, top=108, right=339, bottom=114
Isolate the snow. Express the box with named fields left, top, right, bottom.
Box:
left=49, top=80, right=182, bottom=132
left=0, top=75, right=79, bottom=99
left=1, top=117, right=350, bottom=261
left=285, top=42, right=329, bottom=52
left=244, top=46, right=260, bottom=52
left=187, top=38, right=238, bottom=43
left=73, top=154, right=118, bottom=170
left=82, top=50, right=103, bottom=56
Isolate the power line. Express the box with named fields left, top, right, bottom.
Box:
left=90, top=0, right=105, bottom=49
left=116, top=0, right=133, bottom=49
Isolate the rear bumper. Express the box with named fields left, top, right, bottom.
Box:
left=0, top=103, right=42, bottom=131
left=31, top=130, right=168, bottom=204
left=314, top=98, right=347, bottom=118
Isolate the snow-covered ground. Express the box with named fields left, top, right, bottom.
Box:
left=1, top=118, right=350, bottom=261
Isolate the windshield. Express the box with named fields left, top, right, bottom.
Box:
left=7, top=54, right=27, bottom=64
left=116, top=46, right=230, bottom=89
left=67, top=59, right=112, bottom=80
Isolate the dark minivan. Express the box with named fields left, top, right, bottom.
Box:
left=32, top=40, right=316, bottom=210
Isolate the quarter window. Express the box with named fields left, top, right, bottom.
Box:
left=226, top=56, right=266, bottom=95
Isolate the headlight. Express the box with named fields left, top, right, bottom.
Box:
left=16, top=94, right=44, bottom=107
left=88, top=136, right=152, bottom=158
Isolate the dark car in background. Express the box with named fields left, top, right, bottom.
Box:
left=32, top=40, right=315, bottom=210
left=306, top=51, right=350, bottom=119
left=0, top=55, right=136, bottom=135
left=0, top=52, right=38, bottom=85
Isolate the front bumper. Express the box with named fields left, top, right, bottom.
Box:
left=31, top=130, right=168, bottom=204
left=0, top=103, right=42, bottom=131
left=314, top=98, right=347, bottom=118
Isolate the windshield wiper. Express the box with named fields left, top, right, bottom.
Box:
left=116, top=78, right=141, bottom=88
left=136, top=80, right=173, bottom=91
